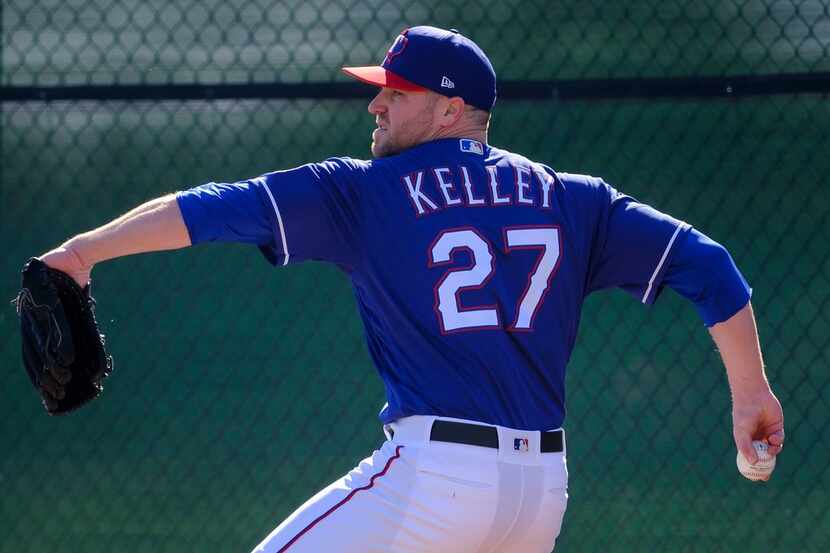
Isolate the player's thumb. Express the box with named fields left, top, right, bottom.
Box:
left=734, top=430, right=757, bottom=464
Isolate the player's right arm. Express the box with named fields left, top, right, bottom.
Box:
left=39, top=194, right=191, bottom=287
left=708, top=302, right=784, bottom=466
left=660, top=228, right=784, bottom=468
left=577, top=174, right=783, bottom=474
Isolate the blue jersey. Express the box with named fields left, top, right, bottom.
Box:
left=177, top=138, right=749, bottom=430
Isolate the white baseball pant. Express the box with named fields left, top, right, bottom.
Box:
left=252, top=415, right=569, bottom=553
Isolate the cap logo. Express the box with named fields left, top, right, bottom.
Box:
left=383, top=31, right=409, bottom=66
left=441, top=76, right=455, bottom=89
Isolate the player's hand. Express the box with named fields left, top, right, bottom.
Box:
left=38, top=244, right=92, bottom=288
left=732, top=387, right=784, bottom=467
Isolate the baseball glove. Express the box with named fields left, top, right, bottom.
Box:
left=14, top=257, right=113, bottom=415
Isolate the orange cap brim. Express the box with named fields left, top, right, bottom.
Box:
left=341, top=66, right=427, bottom=91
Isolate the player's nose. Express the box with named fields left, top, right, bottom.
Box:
left=367, top=90, right=386, bottom=114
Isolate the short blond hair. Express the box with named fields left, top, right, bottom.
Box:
left=466, top=105, right=491, bottom=129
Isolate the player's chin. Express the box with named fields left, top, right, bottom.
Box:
left=371, top=136, right=397, bottom=158
left=370, top=140, right=382, bottom=158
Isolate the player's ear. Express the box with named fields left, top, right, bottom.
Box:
left=439, top=97, right=466, bottom=126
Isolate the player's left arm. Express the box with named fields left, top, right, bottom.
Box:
left=40, top=159, right=364, bottom=288
left=38, top=194, right=191, bottom=286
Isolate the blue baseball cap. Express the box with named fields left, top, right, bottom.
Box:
left=342, top=26, right=497, bottom=112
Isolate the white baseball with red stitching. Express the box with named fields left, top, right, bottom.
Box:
left=737, top=440, right=776, bottom=481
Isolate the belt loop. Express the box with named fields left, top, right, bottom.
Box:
left=422, top=416, right=438, bottom=442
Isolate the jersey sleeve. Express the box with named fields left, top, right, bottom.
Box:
left=661, top=228, right=752, bottom=326
left=585, top=178, right=691, bottom=304
left=176, top=157, right=366, bottom=269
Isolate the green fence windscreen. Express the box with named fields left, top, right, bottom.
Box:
left=2, top=2, right=829, bottom=552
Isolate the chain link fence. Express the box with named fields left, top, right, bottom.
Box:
left=2, top=1, right=829, bottom=552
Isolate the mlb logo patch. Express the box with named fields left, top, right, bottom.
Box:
left=460, top=139, right=484, bottom=155
left=514, top=438, right=529, bottom=452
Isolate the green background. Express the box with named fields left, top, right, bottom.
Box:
left=2, top=1, right=829, bottom=552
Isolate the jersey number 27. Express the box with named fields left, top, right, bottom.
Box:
left=428, top=226, right=562, bottom=333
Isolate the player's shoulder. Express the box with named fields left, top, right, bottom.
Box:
left=319, top=155, right=412, bottom=179
left=258, top=156, right=372, bottom=179
left=312, top=156, right=373, bottom=175
left=542, top=171, right=622, bottom=227
left=488, top=145, right=614, bottom=196
left=339, top=147, right=442, bottom=180
left=554, top=171, right=622, bottom=202
left=557, top=171, right=610, bottom=190
left=285, top=156, right=376, bottom=189
left=486, top=144, right=549, bottom=172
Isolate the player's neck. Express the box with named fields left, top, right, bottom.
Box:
left=429, top=122, right=488, bottom=145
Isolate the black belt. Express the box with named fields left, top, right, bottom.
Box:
left=428, top=420, right=564, bottom=453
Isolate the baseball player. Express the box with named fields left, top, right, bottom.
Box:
left=37, top=26, right=784, bottom=553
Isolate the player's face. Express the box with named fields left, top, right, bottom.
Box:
left=367, top=87, right=439, bottom=158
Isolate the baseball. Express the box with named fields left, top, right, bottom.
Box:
left=736, top=440, right=776, bottom=481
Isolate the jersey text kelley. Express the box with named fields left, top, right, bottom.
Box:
left=401, top=165, right=555, bottom=217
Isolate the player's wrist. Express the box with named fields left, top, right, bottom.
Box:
left=729, top=376, right=772, bottom=402
left=39, top=240, right=94, bottom=287
left=64, top=235, right=98, bottom=269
